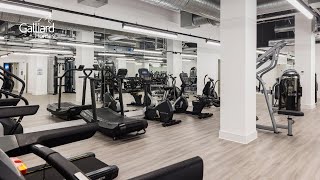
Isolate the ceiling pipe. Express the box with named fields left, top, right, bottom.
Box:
left=141, top=0, right=320, bottom=24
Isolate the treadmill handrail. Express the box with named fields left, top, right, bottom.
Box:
left=31, top=145, right=90, bottom=180
left=57, top=66, right=84, bottom=109
left=0, top=66, right=25, bottom=97
left=1, top=123, right=99, bottom=156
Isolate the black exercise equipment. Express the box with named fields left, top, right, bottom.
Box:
left=273, top=69, right=302, bottom=112
left=174, top=73, right=213, bottom=119
left=0, top=105, right=39, bottom=135
left=0, top=123, right=119, bottom=180
left=130, top=156, right=203, bottom=180
left=103, top=69, right=128, bottom=113
left=139, top=68, right=181, bottom=127
left=47, top=65, right=92, bottom=120
left=80, top=68, right=148, bottom=140
left=202, top=74, right=220, bottom=107
left=126, top=76, right=144, bottom=106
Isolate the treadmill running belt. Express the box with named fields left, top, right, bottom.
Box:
left=25, top=156, right=119, bottom=180
left=81, top=108, right=148, bottom=139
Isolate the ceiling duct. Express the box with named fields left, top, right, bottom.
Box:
left=192, top=15, right=218, bottom=26
left=140, top=0, right=220, bottom=22
left=141, top=0, right=304, bottom=24
left=78, top=0, right=108, bottom=8
left=274, top=25, right=295, bottom=33
left=269, top=38, right=294, bottom=46
left=257, top=0, right=294, bottom=15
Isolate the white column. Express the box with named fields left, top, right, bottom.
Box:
left=75, top=31, right=94, bottom=103
left=32, top=56, right=48, bottom=95
left=315, top=44, right=320, bottom=101
left=167, top=40, right=182, bottom=87
left=197, top=43, right=220, bottom=95
left=219, top=0, right=257, bottom=144
left=295, top=14, right=316, bottom=109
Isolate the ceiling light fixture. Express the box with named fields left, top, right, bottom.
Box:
left=147, top=60, right=164, bottom=63
left=206, top=39, right=221, bottom=46
left=0, top=36, right=4, bottom=40
left=57, top=42, right=105, bottom=49
left=0, top=54, right=8, bottom=58
left=144, top=56, right=166, bottom=60
left=31, top=48, right=73, bottom=54
left=13, top=52, right=49, bottom=57
left=182, top=59, right=193, bottom=62
left=117, top=58, right=135, bottom=61
left=134, top=49, right=163, bottom=55
left=98, top=53, right=126, bottom=57
left=286, top=0, right=313, bottom=19
left=181, top=53, right=197, bottom=58
left=123, top=24, right=178, bottom=39
left=0, top=1, right=52, bottom=18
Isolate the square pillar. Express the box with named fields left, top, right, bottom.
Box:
left=295, top=14, right=316, bottom=109
left=167, top=40, right=182, bottom=87
left=75, top=31, right=94, bottom=103
left=219, top=0, right=257, bottom=144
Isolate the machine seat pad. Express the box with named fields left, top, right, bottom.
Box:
left=278, top=110, right=304, bottom=117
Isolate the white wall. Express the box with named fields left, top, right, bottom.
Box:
left=0, top=55, right=29, bottom=93
left=197, top=43, right=220, bottom=95
left=182, top=60, right=197, bottom=74
left=0, top=54, right=49, bottom=95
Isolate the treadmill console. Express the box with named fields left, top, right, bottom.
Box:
left=138, top=68, right=151, bottom=80
left=117, top=69, right=128, bottom=78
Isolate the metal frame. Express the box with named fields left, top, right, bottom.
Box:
left=256, top=41, right=288, bottom=134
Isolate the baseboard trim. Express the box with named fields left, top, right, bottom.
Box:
left=219, top=130, right=257, bottom=144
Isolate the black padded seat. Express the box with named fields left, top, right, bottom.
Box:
left=278, top=110, right=304, bottom=116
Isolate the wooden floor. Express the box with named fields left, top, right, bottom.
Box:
left=18, top=93, right=319, bottom=180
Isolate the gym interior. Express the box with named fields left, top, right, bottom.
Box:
left=0, top=0, right=319, bottom=180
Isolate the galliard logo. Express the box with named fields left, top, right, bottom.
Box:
left=19, top=18, right=56, bottom=39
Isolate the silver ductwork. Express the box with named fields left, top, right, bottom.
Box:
left=140, top=0, right=220, bottom=22
left=269, top=38, right=294, bottom=46
left=192, top=15, right=218, bottom=26
left=274, top=25, right=295, bottom=33
left=257, top=0, right=294, bottom=15
left=141, top=0, right=302, bottom=24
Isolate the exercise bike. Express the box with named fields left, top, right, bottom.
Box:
left=139, top=68, right=181, bottom=127
left=169, top=73, right=213, bottom=119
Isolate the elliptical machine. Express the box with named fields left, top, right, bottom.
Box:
left=172, top=73, right=213, bottom=119
left=139, top=68, right=181, bottom=127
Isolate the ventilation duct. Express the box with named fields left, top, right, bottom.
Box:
left=269, top=38, right=294, bottom=46
left=78, top=0, right=108, bottom=8
left=140, top=0, right=220, bottom=22
left=274, top=25, right=295, bottom=33
left=192, top=15, right=218, bottom=26
left=141, top=0, right=307, bottom=24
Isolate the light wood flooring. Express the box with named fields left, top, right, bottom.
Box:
left=18, top=93, right=319, bottom=180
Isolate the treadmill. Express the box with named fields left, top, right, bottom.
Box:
left=81, top=68, right=148, bottom=140
left=47, top=65, right=92, bottom=120
left=0, top=123, right=119, bottom=180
